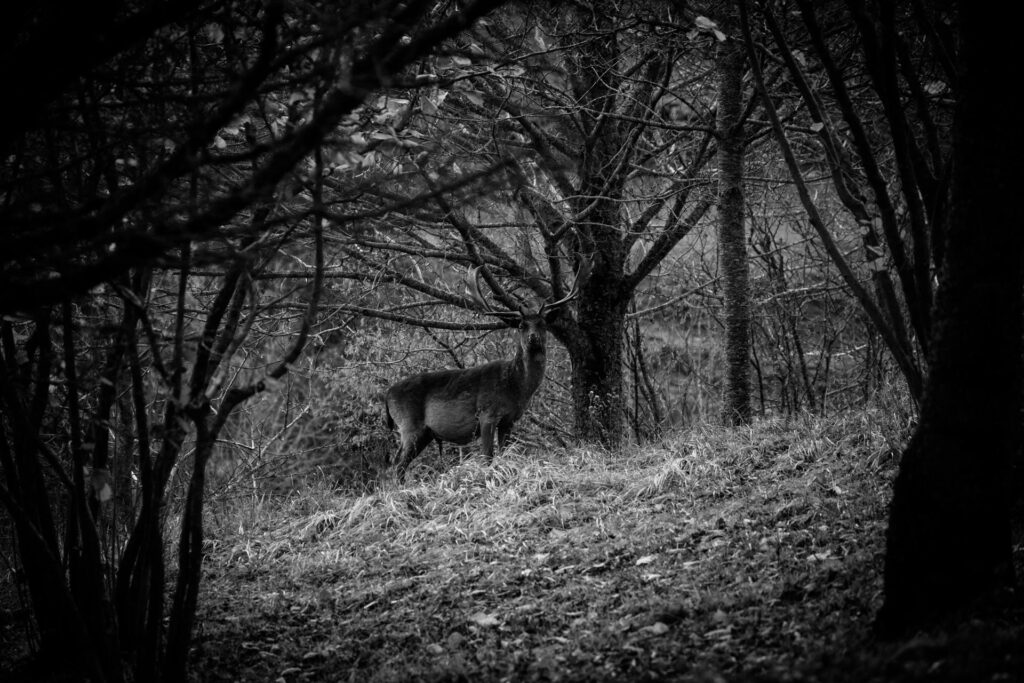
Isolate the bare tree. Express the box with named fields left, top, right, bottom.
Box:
left=319, top=2, right=736, bottom=447
left=0, top=1, right=506, bottom=680
left=741, top=0, right=958, bottom=400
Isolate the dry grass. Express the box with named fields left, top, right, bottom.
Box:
left=191, top=409, right=1021, bottom=682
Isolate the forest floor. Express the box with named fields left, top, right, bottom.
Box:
left=2, top=410, right=1022, bottom=681
left=187, top=410, right=1024, bottom=682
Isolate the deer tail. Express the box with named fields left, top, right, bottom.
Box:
left=383, top=397, right=396, bottom=431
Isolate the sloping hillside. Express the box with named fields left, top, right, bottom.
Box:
left=191, top=412, right=1023, bottom=682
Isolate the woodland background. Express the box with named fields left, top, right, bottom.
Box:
left=1, top=1, right=1020, bottom=681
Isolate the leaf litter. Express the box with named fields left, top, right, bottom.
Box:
left=193, top=411, right=1024, bottom=682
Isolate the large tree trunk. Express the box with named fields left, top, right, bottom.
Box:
left=570, top=266, right=628, bottom=447
left=716, top=8, right=750, bottom=425
left=876, top=1, right=1020, bottom=636
left=564, top=3, right=629, bottom=447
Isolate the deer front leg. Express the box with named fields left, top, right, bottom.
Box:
left=478, top=419, right=496, bottom=463
left=496, top=418, right=513, bottom=456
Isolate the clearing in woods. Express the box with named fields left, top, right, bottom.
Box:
left=156, top=412, right=1024, bottom=680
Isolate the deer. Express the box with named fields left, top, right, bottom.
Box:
left=383, top=260, right=589, bottom=479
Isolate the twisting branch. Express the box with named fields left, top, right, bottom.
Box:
left=758, top=1, right=915, bottom=366
left=793, top=0, right=930, bottom=350
left=739, top=0, right=922, bottom=399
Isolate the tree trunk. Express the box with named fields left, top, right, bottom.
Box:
left=564, top=3, right=629, bottom=448
left=570, top=272, right=628, bottom=447
left=877, top=1, right=1020, bottom=636
left=716, top=9, right=750, bottom=425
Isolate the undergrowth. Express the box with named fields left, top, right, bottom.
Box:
left=186, top=409, right=1023, bottom=682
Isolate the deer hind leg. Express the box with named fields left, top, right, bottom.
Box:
left=395, top=428, right=435, bottom=480
left=478, top=420, right=496, bottom=463
left=496, top=418, right=514, bottom=456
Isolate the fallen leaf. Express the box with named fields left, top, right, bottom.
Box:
left=695, top=16, right=718, bottom=30
left=645, top=621, right=670, bottom=635
left=468, top=612, right=500, bottom=628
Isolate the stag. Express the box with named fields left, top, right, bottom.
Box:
left=384, top=261, right=588, bottom=478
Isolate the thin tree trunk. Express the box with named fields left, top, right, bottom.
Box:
left=717, top=10, right=750, bottom=425
left=0, top=319, right=109, bottom=680
left=742, top=0, right=924, bottom=400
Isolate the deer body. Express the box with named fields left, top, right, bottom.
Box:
left=384, top=316, right=548, bottom=477
left=383, top=259, right=589, bottom=480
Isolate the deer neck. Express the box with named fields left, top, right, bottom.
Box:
left=513, top=345, right=547, bottom=399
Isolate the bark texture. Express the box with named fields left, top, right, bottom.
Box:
left=716, top=14, right=750, bottom=425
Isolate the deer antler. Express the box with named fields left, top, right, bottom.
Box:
left=468, top=255, right=592, bottom=319
left=467, top=265, right=526, bottom=319
left=540, top=255, right=593, bottom=314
